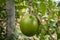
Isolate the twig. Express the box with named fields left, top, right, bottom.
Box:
left=36, top=15, right=55, bottom=40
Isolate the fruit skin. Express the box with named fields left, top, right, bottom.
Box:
left=20, top=14, right=38, bottom=36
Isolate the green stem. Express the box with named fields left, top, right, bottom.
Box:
left=56, top=21, right=60, bottom=40
left=57, top=33, right=60, bottom=40
left=57, top=27, right=60, bottom=40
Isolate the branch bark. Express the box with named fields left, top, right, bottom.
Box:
left=6, top=0, right=15, bottom=39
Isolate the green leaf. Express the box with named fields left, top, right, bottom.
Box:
left=48, top=0, right=53, bottom=9
left=39, top=2, right=46, bottom=15
left=40, top=0, right=45, bottom=2
left=58, top=11, right=60, bottom=18
left=44, top=35, right=49, bottom=40
left=57, top=2, right=60, bottom=7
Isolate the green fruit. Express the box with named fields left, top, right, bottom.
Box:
left=20, top=14, right=38, bottom=36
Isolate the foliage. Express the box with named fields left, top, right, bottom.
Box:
left=14, top=0, right=60, bottom=40
left=0, top=21, right=6, bottom=40
left=0, top=0, right=60, bottom=40
left=0, top=1, right=6, bottom=40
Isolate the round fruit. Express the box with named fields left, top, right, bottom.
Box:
left=20, top=14, right=38, bottom=36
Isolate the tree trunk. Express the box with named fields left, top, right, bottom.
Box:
left=6, top=0, right=15, bottom=39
